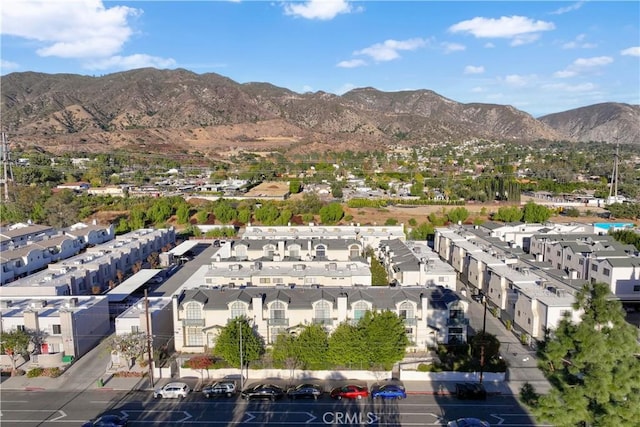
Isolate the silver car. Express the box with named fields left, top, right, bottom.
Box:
left=153, top=382, right=190, bottom=399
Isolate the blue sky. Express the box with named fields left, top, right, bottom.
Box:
left=1, top=1, right=639, bottom=116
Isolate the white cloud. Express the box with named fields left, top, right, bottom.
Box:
left=84, top=54, right=176, bottom=71
left=464, top=65, right=484, bottom=74
left=1, top=59, right=20, bottom=72
left=561, top=33, right=597, bottom=49
left=283, top=0, right=354, bottom=20
left=542, top=82, right=596, bottom=92
left=335, top=83, right=356, bottom=95
left=484, top=42, right=495, bottom=48
left=336, top=59, right=367, bottom=68
left=503, top=74, right=536, bottom=87
left=441, top=42, right=465, bottom=53
left=621, top=46, right=640, bottom=57
left=554, top=56, right=613, bottom=78
left=1, top=0, right=140, bottom=59
left=471, top=87, right=485, bottom=93
left=355, top=38, right=428, bottom=62
left=573, top=56, right=613, bottom=67
left=550, top=1, right=584, bottom=15
left=553, top=70, right=577, bottom=78
left=448, top=16, right=555, bottom=46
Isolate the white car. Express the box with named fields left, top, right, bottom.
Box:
left=153, top=382, right=190, bottom=399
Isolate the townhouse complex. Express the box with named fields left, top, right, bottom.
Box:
left=5, top=218, right=635, bottom=371
left=434, top=221, right=640, bottom=344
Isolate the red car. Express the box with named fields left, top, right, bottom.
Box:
left=330, top=385, right=369, bottom=400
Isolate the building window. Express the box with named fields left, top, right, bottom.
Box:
left=566, top=255, right=572, bottom=261
left=259, top=278, right=271, bottom=284
left=264, top=244, right=276, bottom=258
left=517, top=310, right=521, bottom=317
left=405, top=327, right=413, bottom=335
left=230, top=301, right=246, bottom=319
left=235, top=245, right=247, bottom=258
left=579, top=259, right=584, bottom=265
left=527, top=318, right=531, bottom=325
left=603, top=268, right=610, bottom=277
left=398, top=301, right=414, bottom=320
left=591, top=265, right=598, bottom=272
left=52, top=324, right=62, bottom=335
left=272, top=278, right=284, bottom=284
left=186, top=327, right=203, bottom=346
left=315, top=245, right=326, bottom=258
left=315, top=300, right=331, bottom=320
left=185, top=302, right=202, bottom=320
left=131, top=325, right=140, bottom=334
left=16, top=325, right=26, bottom=332
left=270, top=301, right=286, bottom=320
left=349, top=245, right=360, bottom=258
left=288, top=245, right=300, bottom=259
left=633, top=285, right=640, bottom=292
left=556, top=251, right=561, bottom=256
left=353, top=301, right=368, bottom=320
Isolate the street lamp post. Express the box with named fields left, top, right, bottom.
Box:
left=479, top=292, right=488, bottom=384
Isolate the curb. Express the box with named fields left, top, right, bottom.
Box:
left=24, top=387, right=46, bottom=391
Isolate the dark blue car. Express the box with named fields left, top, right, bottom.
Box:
left=371, top=384, right=407, bottom=400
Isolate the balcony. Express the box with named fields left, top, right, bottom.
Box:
left=312, top=318, right=334, bottom=326
left=446, top=317, right=469, bottom=326
left=267, top=318, right=289, bottom=326
left=402, top=317, right=418, bottom=325
left=182, top=318, right=205, bottom=327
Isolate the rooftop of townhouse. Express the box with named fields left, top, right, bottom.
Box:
left=204, top=260, right=372, bottom=281
left=177, top=285, right=461, bottom=311
left=231, top=237, right=362, bottom=251
left=489, top=264, right=576, bottom=306
left=241, top=224, right=406, bottom=240
left=0, top=223, right=55, bottom=240
left=382, top=239, right=455, bottom=274
left=0, top=295, right=107, bottom=318
left=116, top=296, right=172, bottom=318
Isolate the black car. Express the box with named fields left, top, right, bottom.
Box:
left=455, top=383, right=487, bottom=400
left=287, top=383, right=323, bottom=400
left=82, top=414, right=128, bottom=427
left=241, top=383, right=285, bottom=401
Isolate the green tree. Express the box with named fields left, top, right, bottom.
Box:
left=522, top=201, right=552, bottom=223
left=319, top=202, right=344, bottom=224
left=360, top=310, right=410, bottom=369
left=176, top=203, right=191, bottom=225
left=43, top=189, right=79, bottom=228
left=296, top=324, right=329, bottom=370
left=213, top=317, right=264, bottom=369
left=492, top=206, right=524, bottom=222
left=408, top=221, right=435, bottom=240
left=447, top=207, right=470, bottom=224
left=327, top=322, right=367, bottom=368
left=0, top=330, right=31, bottom=374
left=530, top=283, right=640, bottom=427
left=289, top=180, right=302, bottom=194
left=213, top=200, right=237, bottom=224
left=271, top=332, right=300, bottom=376
left=370, top=255, right=388, bottom=286
left=254, top=204, right=280, bottom=225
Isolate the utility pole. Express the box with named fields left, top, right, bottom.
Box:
left=479, top=292, right=488, bottom=384
left=144, top=289, right=155, bottom=388
left=1, top=132, right=14, bottom=202
left=608, top=137, right=620, bottom=204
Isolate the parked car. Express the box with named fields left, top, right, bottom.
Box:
left=447, top=417, right=491, bottom=427
left=287, top=383, right=323, bottom=400
left=371, top=384, right=406, bottom=400
left=330, top=385, right=369, bottom=400
left=82, top=414, right=128, bottom=427
left=202, top=381, right=237, bottom=398
left=153, top=382, right=190, bottom=399
left=240, top=383, right=285, bottom=401
left=455, top=383, right=487, bottom=400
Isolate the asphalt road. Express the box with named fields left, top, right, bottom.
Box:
left=0, top=390, right=545, bottom=426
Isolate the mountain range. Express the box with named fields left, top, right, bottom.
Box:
left=1, top=68, right=638, bottom=157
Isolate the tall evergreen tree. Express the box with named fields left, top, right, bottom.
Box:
left=529, top=283, right=640, bottom=427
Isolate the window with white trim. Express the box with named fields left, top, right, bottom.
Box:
left=230, top=301, right=246, bottom=318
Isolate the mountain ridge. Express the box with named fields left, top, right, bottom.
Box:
left=1, top=68, right=637, bottom=156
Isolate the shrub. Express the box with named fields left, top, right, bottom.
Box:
left=27, top=367, right=44, bottom=378
left=42, top=367, right=61, bottom=377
